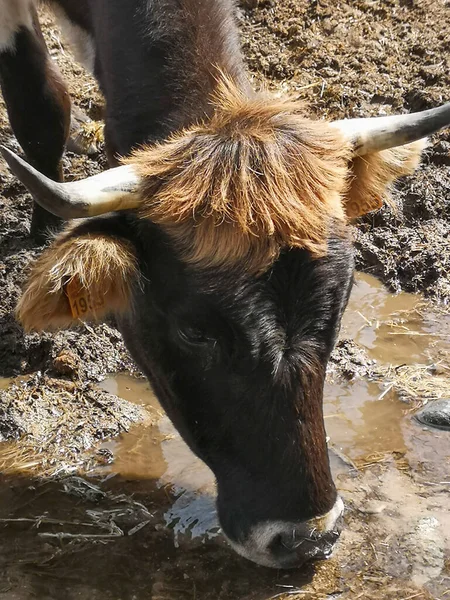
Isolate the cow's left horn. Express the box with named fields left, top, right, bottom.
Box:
left=0, top=146, right=142, bottom=219
left=333, top=102, right=450, bottom=155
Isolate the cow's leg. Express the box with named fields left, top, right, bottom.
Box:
left=0, top=0, right=70, bottom=243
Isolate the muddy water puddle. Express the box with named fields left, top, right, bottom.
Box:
left=342, top=273, right=450, bottom=365
left=0, top=273, right=449, bottom=599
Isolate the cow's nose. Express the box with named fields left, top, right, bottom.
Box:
left=267, top=527, right=341, bottom=569
left=225, top=496, right=344, bottom=568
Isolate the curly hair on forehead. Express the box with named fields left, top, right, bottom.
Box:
left=126, top=76, right=353, bottom=273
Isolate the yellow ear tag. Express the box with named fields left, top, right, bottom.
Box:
left=345, top=196, right=383, bottom=219
left=65, top=278, right=105, bottom=320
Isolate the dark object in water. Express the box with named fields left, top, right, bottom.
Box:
left=414, top=400, right=450, bottom=431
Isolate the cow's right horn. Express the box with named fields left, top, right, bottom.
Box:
left=0, top=146, right=142, bottom=219
left=333, top=102, right=450, bottom=155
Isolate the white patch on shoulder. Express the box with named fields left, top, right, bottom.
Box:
left=0, top=0, right=35, bottom=52
left=51, top=6, right=95, bottom=73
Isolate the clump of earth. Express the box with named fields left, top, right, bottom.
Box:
left=0, top=374, right=150, bottom=474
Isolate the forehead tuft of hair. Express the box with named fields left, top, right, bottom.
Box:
left=126, top=77, right=352, bottom=272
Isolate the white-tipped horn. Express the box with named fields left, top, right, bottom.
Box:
left=332, top=102, right=450, bottom=155
left=0, top=146, right=142, bottom=219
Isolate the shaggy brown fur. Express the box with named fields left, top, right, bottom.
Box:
left=128, top=79, right=352, bottom=272
left=344, top=140, right=426, bottom=218
left=127, top=80, right=426, bottom=271
left=17, top=230, right=137, bottom=331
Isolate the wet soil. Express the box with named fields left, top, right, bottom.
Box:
left=1, top=0, right=449, bottom=379
left=0, top=374, right=149, bottom=474
left=0, top=1, right=449, bottom=598
left=0, top=8, right=129, bottom=382
left=330, top=273, right=450, bottom=404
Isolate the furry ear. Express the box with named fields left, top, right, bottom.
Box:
left=17, top=230, right=138, bottom=331
left=343, top=139, right=427, bottom=218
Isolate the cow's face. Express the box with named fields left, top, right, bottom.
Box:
left=17, top=212, right=354, bottom=568
left=122, top=219, right=354, bottom=568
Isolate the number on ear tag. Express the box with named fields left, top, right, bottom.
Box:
left=65, top=278, right=105, bottom=320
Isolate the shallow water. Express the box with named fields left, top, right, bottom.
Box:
left=342, top=273, right=450, bottom=364
left=0, top=273, right=449, bottom=599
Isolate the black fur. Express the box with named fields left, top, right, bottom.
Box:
left=87, top=0, right=250, bottom=157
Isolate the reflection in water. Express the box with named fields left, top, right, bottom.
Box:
left=324, top=380, right=407, bottom=459
left=93, top=274, right=450, bottom=597
left=98, top=274, right=449, bottom=539
left=99, top=373, right=219, bottom=543
left=100, top=376, right=409, bottom=543
left=164, top=492, right=219, bottom=545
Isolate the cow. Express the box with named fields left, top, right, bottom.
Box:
left=1, top=0, right=449, bottom=569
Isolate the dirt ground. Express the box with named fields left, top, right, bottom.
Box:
left=0, top=1, right=449, bottom=599
left=0, top=0, right=448, bottom=381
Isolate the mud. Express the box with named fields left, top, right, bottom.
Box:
left=330, top=273, right=450, bottom=407
left=0, top=8, right=130, bottom=382
left=0, top=1, right=449, bottom=379
left=0, top=377, right=448, bottom=600
left=0, top=374, right=149, bottom=474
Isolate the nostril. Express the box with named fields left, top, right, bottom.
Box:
left=268, top=531, right=312, bottom=565
left=268, top=533, right=283, bottom=553
left=268, top=528, right=341, bottom=568
left=268, top=533, right=302, bottom=568
left=269, top=532, right=291, bottom=554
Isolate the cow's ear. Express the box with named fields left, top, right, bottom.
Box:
left=17, top=225, right=138, bottom=331
left=343, top=139, right=427, bottom=218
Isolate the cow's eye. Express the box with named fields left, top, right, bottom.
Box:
left=178, top=326, right=215, bottom=347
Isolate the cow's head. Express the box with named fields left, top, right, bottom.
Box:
left=3, top=82, right=449, bottom=568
